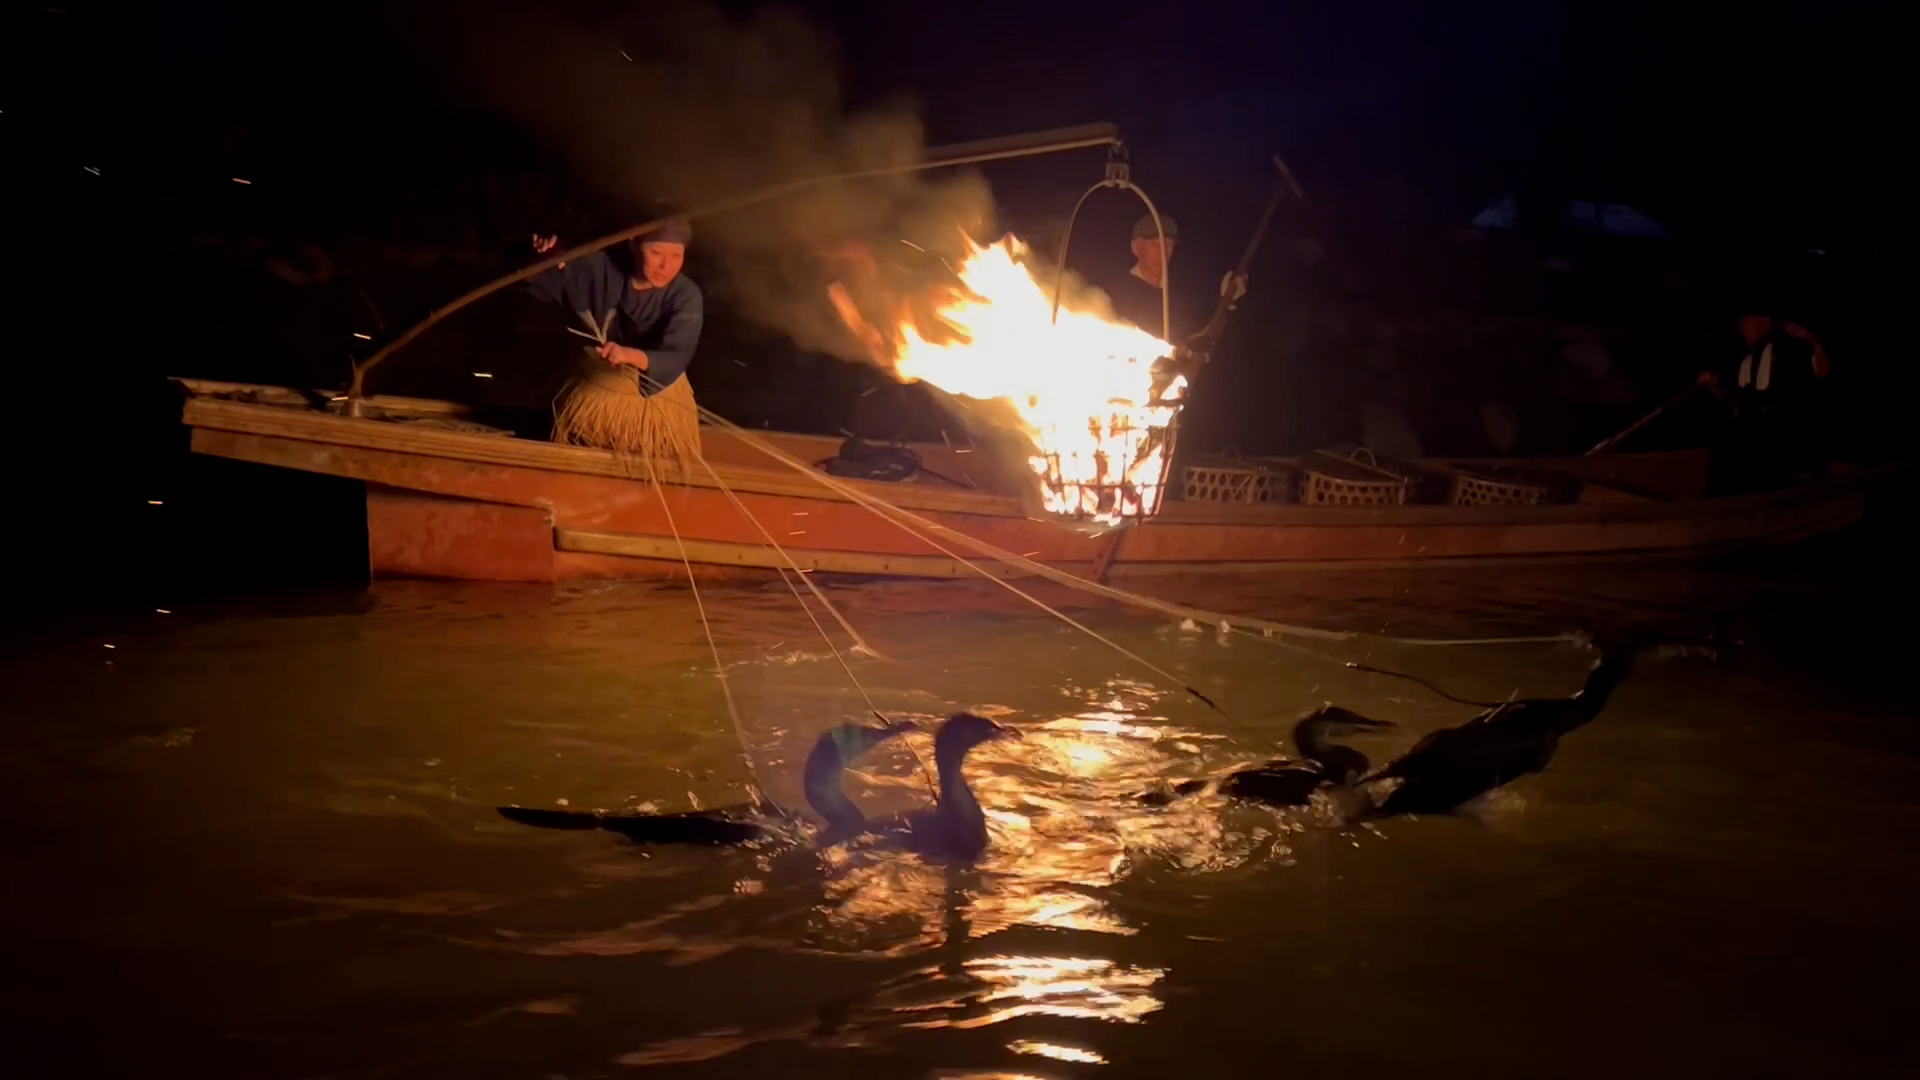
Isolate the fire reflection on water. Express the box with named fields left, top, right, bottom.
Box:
left=475, top=677, right=1311, bottom=1064
left=1009, top=1038, right=1108, bottom=1065
left=808, top=677, right=1282, bottom=947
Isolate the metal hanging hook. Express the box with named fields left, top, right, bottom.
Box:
left=1050, top=143, right=1170, bottom=344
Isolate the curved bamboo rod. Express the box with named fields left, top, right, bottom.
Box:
left=346, top=123, right=1122, bottom=405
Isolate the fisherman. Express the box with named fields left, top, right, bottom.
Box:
left=525, top=220, right=706, bottom=459
left=1696, top=312, right=1833, bottom=493
left=529, top=220, right=704, bottom=393
left=1096, top=215, right=1247, bottom=389
left=1101, top=214, right=1184, bottom=340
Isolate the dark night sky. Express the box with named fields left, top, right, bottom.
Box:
left=6, top=1, right=1904, bottom=241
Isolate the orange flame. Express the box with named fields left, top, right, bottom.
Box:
left=876, top=236, right=1186, bottom=524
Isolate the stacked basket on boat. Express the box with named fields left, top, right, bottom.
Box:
left=1443, top=465, right=1558, bottom=507
left=1298, top=448, right=1419, bottom=506
left=1180, top=451, right=1297, bottom=504
left=1179, top=447, right=1570, bottom=508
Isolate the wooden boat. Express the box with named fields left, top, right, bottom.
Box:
left=174, top=378, right=1871, bottom=584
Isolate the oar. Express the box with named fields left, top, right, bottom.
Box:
left=1584, top=382, right=1705, bottom=456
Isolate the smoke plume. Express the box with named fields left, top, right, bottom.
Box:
left=418, top=1, right=998, bottom=361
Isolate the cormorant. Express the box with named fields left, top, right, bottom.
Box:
left=496, top=719, right=918, bottom=846
left=1360, top=646, right=1636, bottom=818
left=1141, top=705, right=1396, bottom=808
left=888, top=712, right=1019, bottom=861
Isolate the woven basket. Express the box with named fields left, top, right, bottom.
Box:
left=1448, top=468, right=1554, bottom=508
left=1301, top=448, right=1416, bottom=507
left=1181, top=452, right=1294, bottom=504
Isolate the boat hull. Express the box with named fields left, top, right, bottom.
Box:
left=177, top=381, right=1870, bottom=584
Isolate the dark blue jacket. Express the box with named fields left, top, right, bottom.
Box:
left=528, top=252, right=704, bottom=395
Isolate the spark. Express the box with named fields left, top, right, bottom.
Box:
left=471, top=372, right=493, bottom=378
left=156, top=609, right=171, bottom=614
left=103, top=644, right=115, bottom=649
left=147, top=499, right=162, bottom=505
left=352, top=332, right=371, bottom=340
left=232, top=177, right=251, bottom=185
left=83, top=166, right=100, bottom=175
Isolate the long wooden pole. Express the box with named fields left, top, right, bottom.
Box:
left=346, top=123, right=1121, bottom=404
left=1188, top=154, right=1301, bottom=352
left=1585, top=383, right=1704, bottom=456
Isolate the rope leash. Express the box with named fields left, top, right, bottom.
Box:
left=640, top=449, right=762, bottom=803
left=637, top=371, right=1574, bottom=720
left=691, top=452, right=940, bottom=801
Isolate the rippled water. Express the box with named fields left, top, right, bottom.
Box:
left=7, top=547, right=1918, bottom=1078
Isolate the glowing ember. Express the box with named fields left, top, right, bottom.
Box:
left=885, top=237, right=1186, bottom=524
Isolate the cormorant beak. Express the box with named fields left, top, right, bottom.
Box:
left=988, top=721, right=1022, bottom=741
left=1344, top=717, right=1397, bottom=732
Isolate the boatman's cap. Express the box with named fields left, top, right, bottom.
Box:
left=643, top=218, right=694, bottom=246
left=1132, top=215, right=1178, bottom=242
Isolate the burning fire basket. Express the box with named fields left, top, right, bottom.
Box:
left=1029, top=143, right=1187, bottom=531
left=1030, top=397, right=1185, bottom=528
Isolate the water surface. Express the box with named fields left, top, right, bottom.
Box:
left=7, top=551, right=1917, bottom=1078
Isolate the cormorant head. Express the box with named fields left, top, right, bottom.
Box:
left=935, top=712, right=1020, bottom=766
left=1293, top=704, right=1397, bottom=744
left=1581, top=647, right=1637, bottom=699
left=802, top=719, right=922, bottom=840
left=827, top=718, right=920, bottom=762
left=1554, top=647, right=1637, bottom=734
left=803, top=719, right=919, bottom=811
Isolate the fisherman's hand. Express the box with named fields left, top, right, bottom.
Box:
left=1219, top=270, right=1248, bottom=302
left=533, top=233, right=566, bottom=268
left=1696, top=369, right=1720, bottom=391
left=599, top=342, right=649, bottom=370
left=1812, top=346, right=1832, bottom=378
left=1157, top=346, right=1205, bottom=384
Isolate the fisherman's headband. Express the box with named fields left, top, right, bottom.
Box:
left=1132, top=215, right=1179, bottom=241
left=642, top=218, right=693, bottom=246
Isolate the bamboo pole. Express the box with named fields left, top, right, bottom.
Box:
left=1585, top=383, right=1704, bottom=456
left=346, top=123, right=1121, bottom=405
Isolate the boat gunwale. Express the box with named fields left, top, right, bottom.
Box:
left=556, top=493, right=1865, bottom=575
left=174, top=379, right=1862, bottom=532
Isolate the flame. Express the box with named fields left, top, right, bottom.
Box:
left=882, top=236, right=1187, bottom=524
